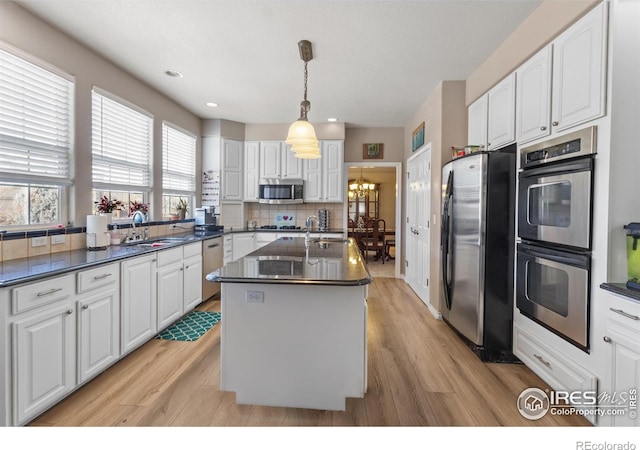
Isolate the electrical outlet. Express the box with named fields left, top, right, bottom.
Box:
left=31, top=236, right=47, bottom=247
left=246, top=291, right=264, bottom=303
left=51, top=235, right=66, bottom=245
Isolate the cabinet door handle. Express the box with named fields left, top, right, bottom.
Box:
left=208, top=244, right=220, bottom=248
left=37, top=287, right=63, bottom=297
left=66, top=309, right=73, bottom=315
left=540, top=126, right=547, bottom=131
left=552, top=121, right=559, bottom=126
left=534, top=353, right=551, bottom=367
left=610, top=308, right=640, bottom=321
left=185, top=265, right=190, bottom=270
left=603, top=336, right=611, bottom=343
left=82, top=304, right=89, bottom=310
left=93, top=273, right=112, bottom=280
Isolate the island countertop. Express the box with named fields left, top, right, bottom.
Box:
left=207, top=237, right=371, bottom=286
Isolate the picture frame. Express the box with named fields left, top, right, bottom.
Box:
left=412, top=122, right=425, bottom=152
left=363, top=143, right=384, bottom=160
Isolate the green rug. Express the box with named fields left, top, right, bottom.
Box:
left=156, top=311, right=221, bottom=342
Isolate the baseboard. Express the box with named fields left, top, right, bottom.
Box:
left=428, top=304, right=442, bottom=320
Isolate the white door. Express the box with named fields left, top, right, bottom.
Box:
left=259, top=141, right=281, bottom=179
left=468, top=94, right=488, bottom=149
left=281, top=143, right=303, bottom=179
left=244, top=141, right=260, bottom=201
left=551, top=2, right=607, bottom=132
left=221, top=139, right=243, bottom=201
left=487, top=73, right=516, bottom=150
left=121, top=255, right=157, bottom=354
left=157, top=262, right=184, bottom=330
left=12, top=302, right=76, bottom=425
left=516, top=45, right=552, bottom=145
left=405, top=146, right=431, bottom=306
left=323, top=140, right=344, bottom=202
left=183, top=256, right=203, bottom=312
left=77, top=288, right=119, bottom=384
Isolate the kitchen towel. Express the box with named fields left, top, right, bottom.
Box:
left=156, top=310, right=221, bottom=342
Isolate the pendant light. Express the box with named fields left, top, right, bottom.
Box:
left=285, top=40, right=321, bottom=159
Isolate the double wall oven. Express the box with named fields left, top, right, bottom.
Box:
left=516, top=126, right=596, bottom=352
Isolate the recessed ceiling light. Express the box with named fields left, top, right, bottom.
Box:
left=328, top=117, right=338, bottom=122
left=205, top=102, right=219, bottom=108
left=164, top=69, right=183, bottom=78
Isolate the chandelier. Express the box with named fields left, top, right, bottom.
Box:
left=285, top=40, right=321, bottom=159
left=349, top=168, right=375, bottom=198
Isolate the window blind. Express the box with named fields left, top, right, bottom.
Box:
left=162, top=122, right=195, bottom=193
left=0, top=46, right=73, bottom=184
left=92, top=89, right=152, bottom=191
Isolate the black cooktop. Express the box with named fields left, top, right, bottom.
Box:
left=259, top=225, right=301, bottom=230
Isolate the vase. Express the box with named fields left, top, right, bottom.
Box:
left=100, top=212, right=113, bottom=224
left=177, top=210, right=186, bottom=220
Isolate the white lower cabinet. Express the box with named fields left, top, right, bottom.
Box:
left=121, top=254, right=157, bottom=355
left=232, top=232, right=255, bottom=260
left=602, top=292, right=640, bottom=426
left=183, top=254, right=203, bottom=312
left=12, top=297, right=76, bottom=426
left=156, top=251, right=184, bottom=331
left=76, top=262, right=120, bottom=385
left=514, top=324, right=597, bottom=424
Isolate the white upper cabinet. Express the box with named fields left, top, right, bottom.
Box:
left=516, top=45, right=552, bottom=144
left=487, top=72, right=516, bottom=150
left=259, top=141, right=303, bottom=180
left=467, top=94, right=488, bottom=150
left=303, top=140, right=344, bottom=203
left=221, top=138, right=243, bottom=201
left=244, top=141, right=260, bottom=202
left=551, top=2, right=607, bottom=133
left=467, top=73, right=515, bottom=151
left=516, top=2, right=607, bottom=143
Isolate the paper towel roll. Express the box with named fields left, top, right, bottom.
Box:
left=87, top=215, right=109, bottom=249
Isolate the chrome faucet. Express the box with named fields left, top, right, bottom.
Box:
left=130, top=211, right=145, bottom=241
left=305, top=215, right=318, bottom=243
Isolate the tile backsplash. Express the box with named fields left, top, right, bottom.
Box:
left=245, top=203, right=344, bottom=230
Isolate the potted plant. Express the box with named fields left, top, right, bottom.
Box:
left=95, top=196, right=122, bottom=222
left=175, top=198, right=188, bottom=220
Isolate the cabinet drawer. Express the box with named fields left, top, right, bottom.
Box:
left=514, top=326, right=596, bottom=394
left=156, top=247, right=183, bottom=268
left=77, top=263, right=118, bottom=294
left=183, top=242, right=202, bottom=259
left=12, top=274, right=74, bottom=315
left=606, top=294, right=640, bottom=330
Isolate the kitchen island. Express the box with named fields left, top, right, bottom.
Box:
left=207, top=237, right=371, bottom=411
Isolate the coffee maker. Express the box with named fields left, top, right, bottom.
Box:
left=195, top=206, right=215, bottom=225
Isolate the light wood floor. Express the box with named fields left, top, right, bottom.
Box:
left=29, top=277, right=589, bottom=427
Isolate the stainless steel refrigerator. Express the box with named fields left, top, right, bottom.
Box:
left=440, top=146, right=516, bottom=362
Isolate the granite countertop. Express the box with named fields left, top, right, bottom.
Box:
left=600, top=282, right=640, bottom=302
left=0, top=231, right=224, bottom=288
left=207, top=237, right=371, bottom=286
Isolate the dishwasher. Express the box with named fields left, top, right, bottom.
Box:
left=202, top=236, right=224, bottom=300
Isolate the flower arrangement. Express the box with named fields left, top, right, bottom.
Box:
left=176, top=198, right=188, bottom=213
left=129, top=200, right=149, bottom=215
left=95, top=196, right=123, bottom=213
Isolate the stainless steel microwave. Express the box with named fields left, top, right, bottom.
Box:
left=258, top=179, right=304, bottom=204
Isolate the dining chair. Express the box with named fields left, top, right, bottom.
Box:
left=362, top=218, right=386, bottom=264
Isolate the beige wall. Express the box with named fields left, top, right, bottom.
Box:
left=403, top=80, right=466, bottom=310
left=0, top=2, right=202, bottom=226
left=466, top=0, right=599, bottom=105
left=344, top=127, right=404, bottom=162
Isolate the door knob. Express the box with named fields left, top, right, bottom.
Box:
left=540, top=126, right=547, bottom=131
left=552, top=121, right=559, bottom=126
left=603, top=336, right=611, bottom=343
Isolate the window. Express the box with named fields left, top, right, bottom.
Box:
left=91, top=88, right=152, bottom=216
left=0, top=44, right=73, bottom=227
left=162, top=122, right=195, bottom=217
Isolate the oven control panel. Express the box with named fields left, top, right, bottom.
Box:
left=525, top=139, right=581, bottom=165
left=520, top=126, right=596, bottom=169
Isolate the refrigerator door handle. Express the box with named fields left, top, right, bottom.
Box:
left=441, top=170, right=454, bottom=310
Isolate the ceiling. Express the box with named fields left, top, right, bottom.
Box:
left=16, top=0, right=541, bottom=128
